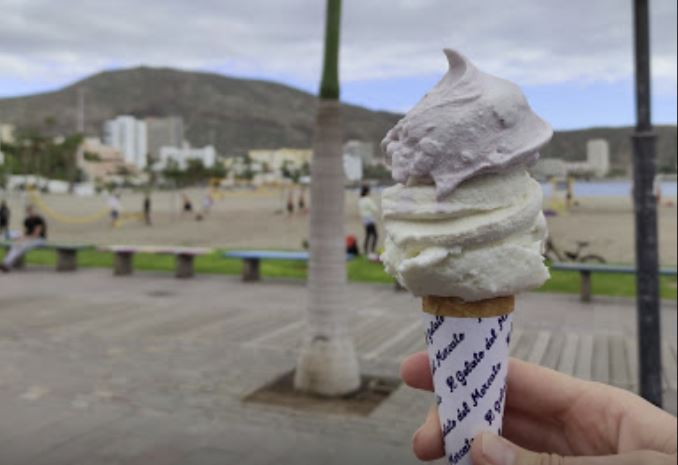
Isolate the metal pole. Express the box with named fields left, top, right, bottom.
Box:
left=632, top=0, right=662, bottom=407
left=77, top=88, right=85, bottom=134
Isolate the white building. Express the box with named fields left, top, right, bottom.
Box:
left=343, top=152, right=363, bottom=183
left=77, top=137, right=139, bottom=182
left=0, top=123, right=15, bottom=144
left=249, top=148, right=313, bottom=174
left=586, top=139, right=610, bottom=178
left=245, top=147, right=364, bottom=183
left=155, top=145, right=216, bottom=170
left=0, top=123, right=15, bottom=165
left=566, top=140, right=610, bottom=178
left=344, top=140, right=375, bottom=166
left=531, top=138, right=611, bottom=180
left=530, top=159, right=567, bottom=181
left=103, top=116, right=148, bottom=169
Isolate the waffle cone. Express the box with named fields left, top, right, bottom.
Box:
left=422, top=295, right=515, bottom=318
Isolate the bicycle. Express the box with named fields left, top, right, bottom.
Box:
left=544, top=238, right=606, bottom=263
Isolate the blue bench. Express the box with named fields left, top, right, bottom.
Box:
left=0, top=241, right=92, bottom=272
left=224, top=250, right=353, bottom=282
left=550, top=262, right=678, bottom=302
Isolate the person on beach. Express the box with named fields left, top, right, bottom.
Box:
left=182, top=194, right=193, bottom=214
left=298, top=187, right=307, bottom=213
left=143, top=194, right=152, bottom=226
left=108, top=193, right=121, bottom=228
left=287, top=189, right=295, bottom=215
left=0, top=205, right=47, bottom=272
left=346, top=234, right=360, bottom=256
left=202, top=193, right=213, bottom=216
left=0, top=200, right=9, bottom=240
left=358, top=185, right=379, bottom=260
left=401, top=352, right=677, bottom=465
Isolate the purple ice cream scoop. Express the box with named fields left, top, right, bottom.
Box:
left=381, top=49, right=553, bottom=200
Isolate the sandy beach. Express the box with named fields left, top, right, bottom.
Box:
left=3, top=187, right=676, bottom=266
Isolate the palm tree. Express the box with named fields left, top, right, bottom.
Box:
left=293, top=0, right=361, bottom=396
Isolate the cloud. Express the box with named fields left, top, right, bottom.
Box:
left=0, top=0, right=675, bottom=96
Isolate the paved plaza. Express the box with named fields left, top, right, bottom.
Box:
left=0, top=269, right=676, bottom=464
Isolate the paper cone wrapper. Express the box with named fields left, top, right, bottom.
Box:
left=421, top=296, right=514, bottom=465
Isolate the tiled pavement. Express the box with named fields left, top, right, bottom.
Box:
left=0, top=269, right=675, bottom=464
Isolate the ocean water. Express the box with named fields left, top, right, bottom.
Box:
left=541, top=180, right=678, bottom=198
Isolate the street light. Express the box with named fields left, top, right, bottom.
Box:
left=632, top=0, right=662, bottom=407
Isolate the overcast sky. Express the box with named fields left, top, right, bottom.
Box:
left=0, top=0, right=676, bottom=129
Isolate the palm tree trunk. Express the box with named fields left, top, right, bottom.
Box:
left=294, top=99, right=360, bottom=396
left=294, top=0, right=360, bottom=396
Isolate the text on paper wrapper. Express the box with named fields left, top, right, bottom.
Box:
left=449, top=438, right=473, bottom=465
left=426, top=315, right=445, bottom=344
left=471, top=362, right=501, bottom=407
left=451, top=350, right=485, bottom=389
left=423, top=313, right=513, bottom=465
left=433, top=331, right=466, bottom=375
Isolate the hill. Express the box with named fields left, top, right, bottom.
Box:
left=542, top=125, right=677, bottom=174
left=0, top=67, right=401, bottom=157
left=0, top=67, right=675, bottom=173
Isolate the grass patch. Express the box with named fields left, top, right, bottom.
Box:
left=6, top=249, right=677, bottom=300
left=540, top=268, right=677, bottom=300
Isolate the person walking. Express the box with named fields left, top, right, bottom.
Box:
left=143, top=194, right=152, bottom=226
left=182, top=193, right=193, bottom=214
left=298, top=187, right=307, bottom=213
left=0, top=200, right=9, bottom=240
left=0, top=205, right=47, bottom=272
left=201, top=192, right=213, bottom=216
left=108, top=193, right=121, bottom=228
left=358, top=185, right=379, bottom=260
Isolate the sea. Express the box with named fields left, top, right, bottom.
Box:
left=541, top=180, right=678, bottom=198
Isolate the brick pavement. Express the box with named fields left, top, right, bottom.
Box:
left=0, top=269, right=675, bottom=464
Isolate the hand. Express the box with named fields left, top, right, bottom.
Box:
left=401, top=352, right=677, bottom=464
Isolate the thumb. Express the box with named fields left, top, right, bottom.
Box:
left=471, top=432, right=675, bottom=465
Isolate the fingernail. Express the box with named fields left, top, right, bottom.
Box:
left=481, top=433, right=515, bottom=465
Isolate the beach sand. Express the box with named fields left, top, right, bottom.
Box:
left=3, top=187, right=676, bottom=266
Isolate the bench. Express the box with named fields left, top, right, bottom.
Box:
left=550, top=262, right=678, bottom=302
left=99, top=245, right=213, bottom=278
left=1, top=241, right=92, bottom=272
left=224, top=250, right=355, bottom=282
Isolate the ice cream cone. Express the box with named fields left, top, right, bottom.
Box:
left=422, top=295, right=515, bottom=318
left=378, top=49, right=552, bottom=465
left=420, top=295, right=514, bottom=465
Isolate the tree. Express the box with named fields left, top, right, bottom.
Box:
left=294, top=0, right=361, bottom=396
left=185, top=159, right=207, bottom=185
left=300, top=161, right=311, bottom=178
left=209, top=162, right=226, bottom=179
left=1, top=131, right=81, bottom=185
left=62, top=134, right=83, bottom=193
left=162, top=159, right=183, bottom=186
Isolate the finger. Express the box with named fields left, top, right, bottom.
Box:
left=471, top=432, right=676, bottom=465
left=400, top=351, right=433, bottom=392
left=506, top=359, right=678, bottom=455
left=412, top=404, right=444, bottom=461
left=503, top=406, right=574, bottom=456
left=505, top=358, right=585, bottom=417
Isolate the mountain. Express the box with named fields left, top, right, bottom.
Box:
left=0, top=67, right=675, bottom=173
left=541, top=125, right=677, bottom=175
left=0, top=67, right=401, bottom=157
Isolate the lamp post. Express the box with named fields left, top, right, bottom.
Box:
left=76, top=88, right=85, bottom=134
left=632, top=0, right=662, bottom=407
